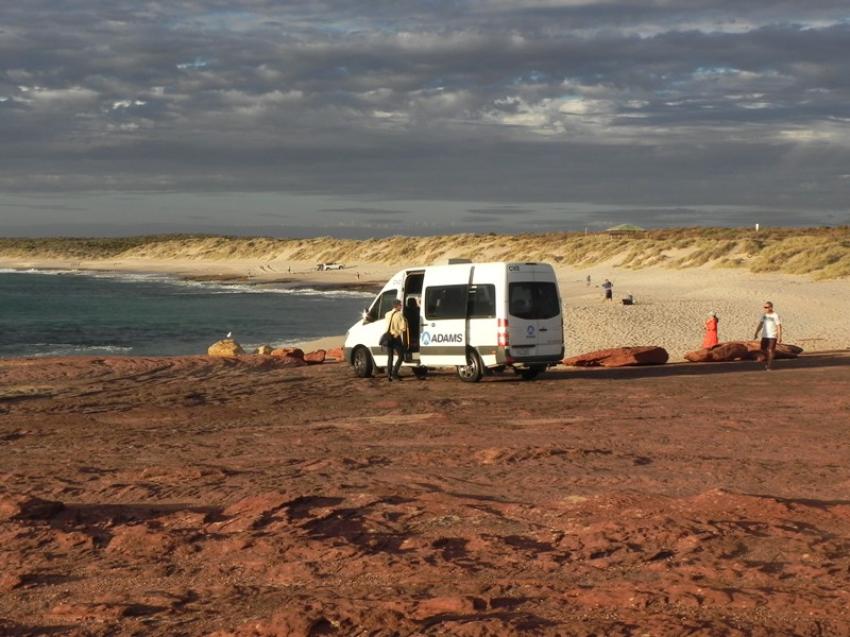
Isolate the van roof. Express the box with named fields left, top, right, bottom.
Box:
left=404, top=261, right=552, bottom=270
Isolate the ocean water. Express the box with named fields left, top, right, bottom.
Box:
left=0, top=270, right=373, bottom=358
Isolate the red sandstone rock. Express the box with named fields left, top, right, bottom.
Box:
left=277, top=355, right=307, bottom=367
left=271, top=347, right=304, bottom=359
left=685, top=342, right=750, bottom=362
left=0, top=495, right=64, bottom=521
left=0, top=573, right=23, bottom=592
left=325, top=347, right=345, bottom=362
left=685, top=341, right=804, bottom=363
left=744, top=340, right=804, bottom=359
left=50, top=601, right=129, bottom=623
left=304, top=349, right=326, bottom=364
left=562, top=346, right=669, bottom=367
left=212, top=492, right=291, bottom=533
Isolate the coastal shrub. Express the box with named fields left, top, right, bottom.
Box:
left=3, top=227, right=849, bottom=279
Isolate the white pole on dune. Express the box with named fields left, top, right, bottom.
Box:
left=755, top=223, right=760, bottom=232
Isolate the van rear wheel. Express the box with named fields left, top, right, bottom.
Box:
left=352, top=346, right=374, bottom=378
left=457, top=350, right=483, bottom=383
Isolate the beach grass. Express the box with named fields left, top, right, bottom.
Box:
left=1, top=226, right=848, bottom=279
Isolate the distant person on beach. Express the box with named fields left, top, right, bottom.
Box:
left=622, top=293, right=634, bottom=306
left=754, top=301, right=782, bottom=370
left=601, top=279, right=613, bottom=301
left=385, top=299, right=407, bottom=381
left=586, top=274, right=591, bottom=287
left=703, top=311, right=719, bottom=348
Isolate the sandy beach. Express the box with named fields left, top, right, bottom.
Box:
left=3, top=253, right=847, bottom=360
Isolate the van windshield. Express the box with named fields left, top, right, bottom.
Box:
left=508, top=282, right=560, bottom=320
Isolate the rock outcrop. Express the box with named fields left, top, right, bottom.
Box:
left=304, top=350, right=326, bottom=365
left=684, top=342, right=750, bottom=362
left=685, top=341, right=804, bottom=363
left=271, top=347, right=304, bottom=359
left=745, top=341, right=804, bottom=359
left=207, top=339, right=245, bottom=357
left=562, top=346, right=669, bottom=367
left=326, top=347, right=345, bottom=362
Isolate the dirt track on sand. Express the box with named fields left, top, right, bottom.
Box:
left=2, top=353, right=850, bottom=636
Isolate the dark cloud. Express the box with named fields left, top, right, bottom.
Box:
left=320, top=207, right=410, bottom=215
left=1, top=1, right=849, bottom=234
left=466, top=206, right=537, bottom=216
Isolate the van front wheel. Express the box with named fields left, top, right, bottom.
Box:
left=352, top=346, right=374, bottom=378
left=457, top=350, right=483, bottom=383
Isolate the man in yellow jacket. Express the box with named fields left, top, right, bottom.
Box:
left=385, top=298, right=408, bottom=381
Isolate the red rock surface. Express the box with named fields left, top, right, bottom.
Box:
left=325, top=346, right=345, bottom=362
left=685, top=341, right=750, bottom=362
left=0, top=494, right=64, bottom=521
left=745, top=340, right=804, bottom=359
left=304, top=349, right=326, bottom=364
left=1, top=352, right=849, bottom=635
left=271, top=347, right=304, bottom=359
left=562, top=345, right=669, bottom=367
left=686, top=341, right=804, bottom=362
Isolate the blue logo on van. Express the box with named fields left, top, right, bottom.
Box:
left=527, top=325, right=536, bottom=337
left=420, top=331, right=463, bottom=345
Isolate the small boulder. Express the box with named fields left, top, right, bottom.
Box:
left=208, top=339, right=245, bottom=357
left=744, top=340, right=803, bottom=360
left=685, top=341, right=749, bottom=362
left=255, top=345, right=273, bottom=356
left=685, top=341, right=803, bottom=363
left=304, top=350, right=326, bottom=365
left=325, top=346, right=345, bottom=362
left=562, top=346, right=669, bottom=368
left=271, top=347, right=304, bottom=359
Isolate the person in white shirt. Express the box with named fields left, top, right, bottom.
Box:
left=754, top=301, right=782, bottom=370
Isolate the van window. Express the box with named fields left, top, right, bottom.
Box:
left=424, top=285, right=467, bottom=320
left=368, top=289, right=398, bottom=322
left=509, top=282, right=559, bottom=320
left=468, top=284, right=496, bottom=318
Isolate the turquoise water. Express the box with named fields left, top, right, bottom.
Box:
left=0, top=270, right=372, bottom=358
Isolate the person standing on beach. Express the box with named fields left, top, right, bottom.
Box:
left=586, top=274, right=591, bottom=287
left=754, top=301, right=782, bottom=370
left=703, top=311, right=719, bottom=348
left=385, top=299, right=407, bottom=381
left=601, top=279, right=613, bottom=301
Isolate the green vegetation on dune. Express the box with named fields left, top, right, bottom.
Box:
left=1, top=227, right=849, bottom=279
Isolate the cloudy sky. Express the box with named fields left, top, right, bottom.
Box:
left=1, top=1, right=849, bottom=237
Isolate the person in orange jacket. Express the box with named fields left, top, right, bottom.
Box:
left=703, top=311, right=719, bottom=348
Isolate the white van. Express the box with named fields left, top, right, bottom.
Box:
left=343, top=262, right=564, bottom=382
